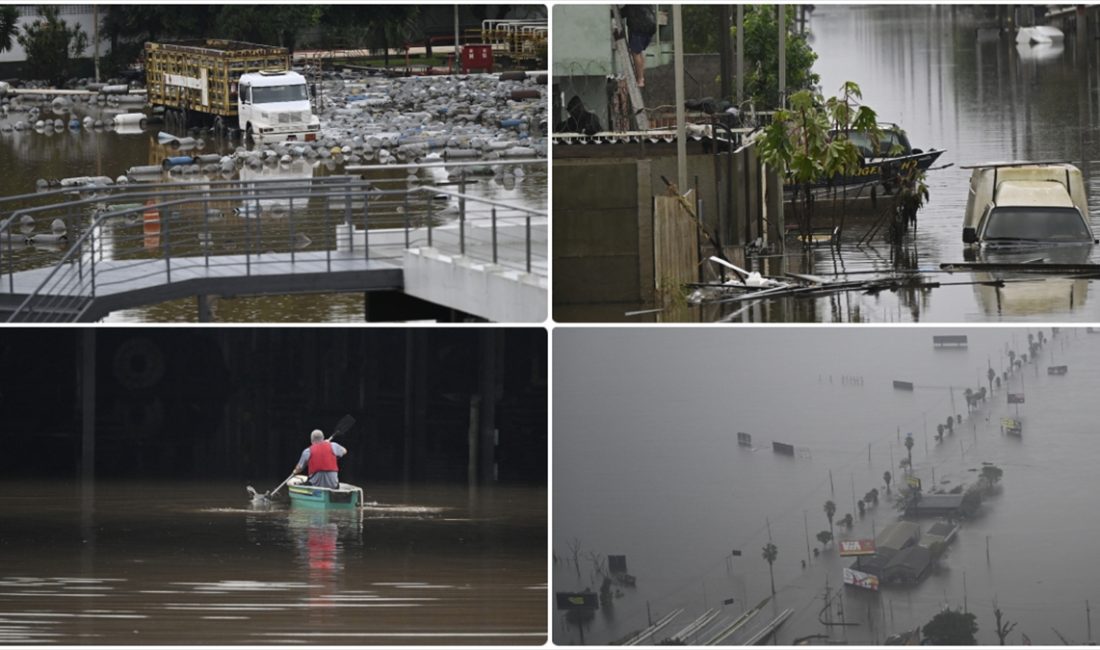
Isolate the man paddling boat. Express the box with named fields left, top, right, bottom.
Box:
left=293, top=429, right=348, bottom=488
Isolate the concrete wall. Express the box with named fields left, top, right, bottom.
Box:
left=402, top=248, right=547, bottom=323
left=552, top=4, right=614, bottom=129
left=644, top=54, right=722, bottom=108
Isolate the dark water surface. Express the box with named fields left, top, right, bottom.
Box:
left=0, top=481, right=546, bottom=644
left=554, top=328, right=1100, bottom=644
left=606, top=5, right=1100, bottom=322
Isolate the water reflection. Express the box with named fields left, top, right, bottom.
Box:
left=0, top=481, right=545, bottom=644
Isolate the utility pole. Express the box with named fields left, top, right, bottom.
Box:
left=453, top=5, right=460, bottom=74
left=93, top=5, right=100, bottom=84
left=804, top=509, right=811, bottom=565
left=963, top=570, right=968, bottom=614
left=1088, top=600, right=1093, bottom=643
left=735, top=5, right=744, bottom=104
left=673, top=4, right=687, bottom=192
left=829, top=469, right=835, bottom=497
left=777, top=5, right=786, bottom=107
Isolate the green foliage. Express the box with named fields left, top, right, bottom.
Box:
left=815, top=530, right=832, bottom=548
left=17, top=6, right=88, bottom=86
left=980, top=465, right=1004, bottom=486
left=757, top=82, right=883, bottom=192
left=0, top=6, right=18, bottom=54
left=922, top=608, right=978, bottom=645
left=681, top=5, right=723, bottom=54
left=739, top=5, right=818, bottom=108
left=761, top=541, right=778, bottom=564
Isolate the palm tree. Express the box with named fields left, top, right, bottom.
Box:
left=987, top=367, right=995, bottom=395
left=903, top=435, right=914, bottom=470
left=883, top=470, right=892, bottom=494
left=815, top=530, right=832, bottom=551
left=762, top=542, right=778, bottom=596
left=857, top=500, right=866, bottom=517
left=824, top=500, right=836, bottom=540
left=936, top=424, right=944, bottom=441
left=963, top=388, right=974, bottom=411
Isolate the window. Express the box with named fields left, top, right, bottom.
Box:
left=983, top=207, right=1091, bottom=242
left=251, top=84, right=308, bottom=104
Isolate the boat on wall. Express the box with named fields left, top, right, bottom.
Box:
left=287, top=481, right=365, bottom=510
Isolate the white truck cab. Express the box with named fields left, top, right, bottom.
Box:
left=237, top=70, right=321, bottom=143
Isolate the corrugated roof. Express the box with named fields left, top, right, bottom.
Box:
left=876, top=521, right=921, bottom=552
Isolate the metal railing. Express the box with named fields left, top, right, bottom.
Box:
left=1, top=167, right=546, bottom=322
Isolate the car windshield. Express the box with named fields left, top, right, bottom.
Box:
left=251, top=84, right=307, bottom=104
left=983, top=206, right=1092, bottom=243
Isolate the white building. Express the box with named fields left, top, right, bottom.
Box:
left=0, top=5, right=110, bottom=64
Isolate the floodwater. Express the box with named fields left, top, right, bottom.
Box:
left=0, top=481, right=546, bottom=644
left=616, top=5, right=1100, bottom=322
left=554, top=327, right=1100, bottom=644
left=0, top=103, right=546, bottom=322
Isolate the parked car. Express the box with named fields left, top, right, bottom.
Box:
left=962, top=162, right=1096, bottom=246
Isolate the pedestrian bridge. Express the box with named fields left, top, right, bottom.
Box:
left=0, top=168, right=546, bottom=322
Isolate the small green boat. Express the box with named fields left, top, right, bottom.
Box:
left=287, top=482, right=364, bottom=510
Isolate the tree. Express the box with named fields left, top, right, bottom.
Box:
left=857, top=500, right=866, bottom=518
left=823, top=500, right=836, bottom=540
left=903, top=434, right=914, bottom=470
left=16, top=6, right=88, bottom=86
left=762, top=542, right=778, bottom=596
left=922, top=608, right=978, bottom=645
left=987, top=367, right=995, bottom=395
left=0, top=6, right=18, bottom=54
left=815, top=530, right=832, bottom=550
left=993, top=602, right=1017, bottom=645
left=963, top=388, right=974, bottom=412
left=883, top=471, right=892, bottom=494
left=980, top=465, right=1003, bottom=488
left=738, top=5, right=818, bottom=108
left=841, top=513, right=853, bottom=529
left=936, top=424, right=945, bottom=441
left=757, top=82, right=889, bottom=239
left=864, top=489, right=879, bottom=506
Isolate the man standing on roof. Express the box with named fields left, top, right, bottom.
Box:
left=293, top=430, right=348, bottom=488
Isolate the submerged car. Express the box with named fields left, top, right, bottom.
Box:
left=962, top=162, right=1096, bottom=246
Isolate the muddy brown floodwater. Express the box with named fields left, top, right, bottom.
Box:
left=0, top=481, right=546, bottom=644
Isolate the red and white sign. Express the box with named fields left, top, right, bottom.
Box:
left=838, top=539, right=877, bottom=557
left=843, top=567, right=880, bottom=591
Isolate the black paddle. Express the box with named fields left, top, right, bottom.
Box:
left=247, top=414, right=356, bottom=500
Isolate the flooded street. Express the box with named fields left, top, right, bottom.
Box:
left=0, top=99, right=546, bottom=322
left=554, top=328, right=1099, bottom=644
left=0, top=481, right=546, bottom=644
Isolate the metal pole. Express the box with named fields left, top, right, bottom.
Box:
left=93, top=4, right=100, bottom=84
left=778, top=6, right=786, bottom=108
left=491, top=207, right=498, bottom=264
left=525, top=215, right=531, bottom=273
left=673, top=5, right=687, bottom=192
left=459, top=171, right=467, bottom=256
left=454, top=5, right=461, bottom=74
left=736, top=5, right=744, bottom=104
left=803, top=509, right=811, bottom=565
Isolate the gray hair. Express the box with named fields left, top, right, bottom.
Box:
left=310, top=429, right=324, bottom=442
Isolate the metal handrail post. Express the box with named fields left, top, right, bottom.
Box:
left=426, top=192, right=434, bottom=247
left=525, top=215, right=531, bottom=273
left=344, top=179, right=353, bottom=253
left=254, top=197, right=262, bottom=268
left=459, top=171, right=466, bottom=256
left=363, top=193, right=369, bottom=263
left=403, top=190, right=409, bottom=249
left=492, top=207, right=498, bottom=264
left=245, top=198, right=252, bottom=276
left=203, top=198, right=210, bottom=268
left=289, top=197, right=296, bottom=264
left=89, top=226, right=96, bottom=298
left=163, top=206, right=172, bottom=285
left=325, top=196, right=331, bottom=272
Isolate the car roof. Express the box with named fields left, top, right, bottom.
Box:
left=994, top=181, right=1076, bottom=208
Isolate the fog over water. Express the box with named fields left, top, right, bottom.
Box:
left=554, top=328, right=1100, bottom=644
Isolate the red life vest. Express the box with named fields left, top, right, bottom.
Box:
left=307, top=441, right=339, bottom=474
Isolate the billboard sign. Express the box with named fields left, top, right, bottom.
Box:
left=907, top=476, right=922, bottom=490
left=1008, top=393, right=1025, bottom=404
left=838, top=539, right=877, bottom=557
left=843, top=567, right=880, bottom=591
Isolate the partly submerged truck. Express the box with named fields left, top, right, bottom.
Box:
left=145, top=39, right=320, bottom=142
left=962, top=162, right=1095, bottom=246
